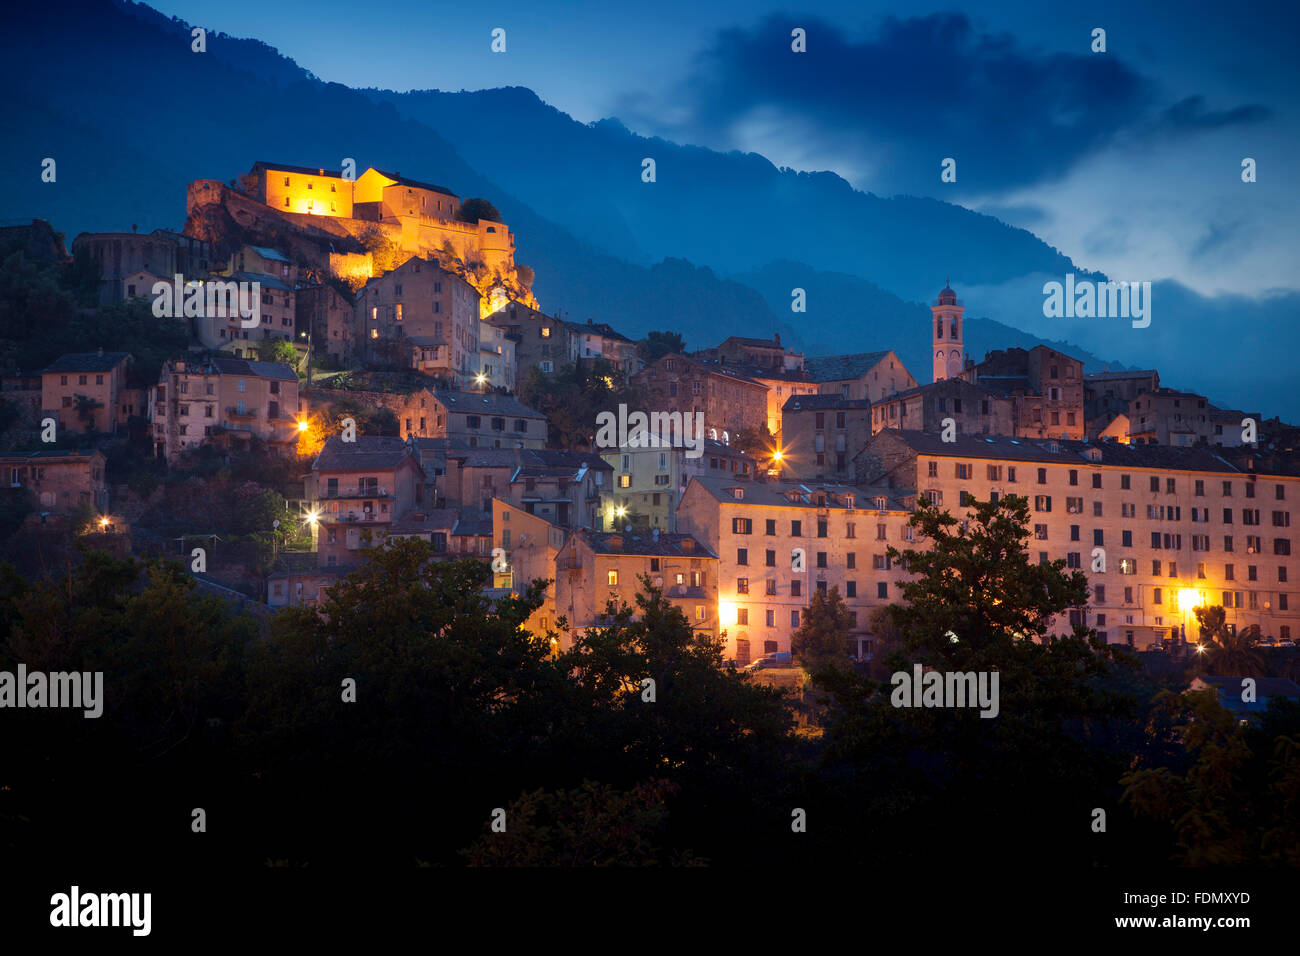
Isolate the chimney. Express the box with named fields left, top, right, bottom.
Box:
left=607, top=534, right=623, bottom=550
left=97, top=347, right=104, bottom=357
left=774, top=332, right=781, bottom=346
left=682, top=538, right=694, bottom=553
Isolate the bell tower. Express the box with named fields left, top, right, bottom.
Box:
left=931, top=280, right=964, bottom=382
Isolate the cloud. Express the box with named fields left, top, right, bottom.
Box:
left=621, top=13, right=1269, bottom=198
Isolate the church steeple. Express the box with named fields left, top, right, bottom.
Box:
left=931, top=280, right=964, bottom=382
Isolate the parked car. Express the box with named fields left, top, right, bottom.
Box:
left=1257, top=636, right=1278, bottom=648
left=1277, top=639, right=1297, bottom=648
left=743, top=651, right=793, bottom=671
left=1148, top=640, right=1165, bottom=652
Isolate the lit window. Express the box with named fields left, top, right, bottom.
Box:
left=607, top=570, right=618, bottom=586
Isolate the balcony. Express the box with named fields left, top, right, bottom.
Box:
left=225, top=405, right=257, bottom=419
left=321, top=485, right=391, bottom=499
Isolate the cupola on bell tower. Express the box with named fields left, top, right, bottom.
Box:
left=931, top=280, right=964, bottom=382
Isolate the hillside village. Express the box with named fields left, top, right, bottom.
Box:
left=3, top=159, right=1300, bottom=668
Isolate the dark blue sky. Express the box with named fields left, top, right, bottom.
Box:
left=154, top=0, right=1298, bottom=298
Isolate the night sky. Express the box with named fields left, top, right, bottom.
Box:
left=151, top=0, right=1298, bottom=299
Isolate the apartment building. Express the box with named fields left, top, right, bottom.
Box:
left=632, top=353, right=767, bottom=442
left=782, top=395, right=872, bottom=482
left=490, top=498, right=567, bottom=639
left=41, top=350, right=133, bottom=435
left=869, top=378, right=1015, bottom=439
left=357, top=256, right=482, bottom=384
left=0, top=449, right=107, bottom=513
left=566, top=319, right=638, bottom=382
left=149, top=357, right=299, bottom=461
left=485, top=302, right=574, bottom=378
left=857, top=430, right=1300, bottom=648
left=805, top=350, right=917, bottom=403
left=296, top=282, right=355, bottom=364
left=677, top=477, right=909, bottom=664
left=306, top=436, right=425, bottom=569
left=600, top=437, right=754, bottom=532
left=441, top=447, right=610, bottom=529
left=962, top=346, right=1085, bottom=439
left=553, top=529, right=719, bottom=650
left=429, top=390, right=548, bottom=449
left=478, top=320, right=517, bottom=392
left=1128, top=388, right=1258, bottom=448
left=1084, top=369, right=1159, bottom=435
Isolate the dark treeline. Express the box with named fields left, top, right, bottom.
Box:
left=1, top=497, right=1297, bottom=868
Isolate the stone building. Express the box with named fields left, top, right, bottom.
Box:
left=805, top=350, right=917, bottom=403
left=869, top=378, right=1015, bottom=439
left=41, top=351, right=132, bottom=435
left=0, top=449, right=107, bottom=513
left=856, top=430, right=1300, bottom=648
left=632, top=353, right=767, bottom=443
left=677, top=477, right=905, bottom=665
left=356, top=256, right=481, bottom=384
left=553, top=529, right=719, bottom=649
left=599, top=437, right=754, bottom=532
left=486, top=302, right=574, bottom=380
left=149, top=357, right=300, bottom=461
left=781, top=394, right=873, bottom=482
left=306, top=435, right=426, bottom=570
left=962, top=345, right=1085, bottom=439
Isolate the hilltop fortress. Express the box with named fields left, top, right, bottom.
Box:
left=185, top=161, right=538, bottom=318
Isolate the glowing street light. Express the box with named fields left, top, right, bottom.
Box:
left=474, top=372, right=488, bottom=387
left=303, top=507, right=320, bottom=528
left=297, top=419, right=309, bottom=433
left=772, top=449, right=784, bottom=463
left=615, top=505, right=627, bottom=518
left=98, top=516, right=110, bottom=530
left=1177, top=588, right=1204, bottom=613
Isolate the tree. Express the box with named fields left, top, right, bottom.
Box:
left=456, top=198, right=502, bottom=224
left=520, top=358, right=638, bottom=449
left=257, top=337, right=299, bottom=371
left=641, top=331, right=685, bottom=363
left=805, top=494, right=1138, bottom=867
left=1194, top=605, right=1268, bottom=676
left=72, top=394, right=103, bottom=434
left=791, top=586, right=853, bottom=671
left=729, top=424, right=775, bottom=458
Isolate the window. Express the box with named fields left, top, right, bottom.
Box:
left=1149, top=476, right=1159, bottom=493
left=1034, top=495, right=1052, bottom=512
left=1070, top=525, right=1080, bottom=541
left=1119, top=559, right=1136, bottom=575
left=1153, top=587, right=1163, bottom=605
left=765, top=579, right=777, bottom=596
left=928, top=461, right=939, bottom=478
left=765, top=609, right=775, bottom=627
left=791, top=520, right=802, bottom=537
left=846, top=581, right=857, bottom=597
left=1093, top=529, right=1104, bottom=546
left=791, top=581, right=801, bottom=597
left=1037, top=468, right=1047, bottom=484
left=1273, top=511, right=1291, bottom=527
left=1069, top=469, right=1078, bottom=486
left=791, top=610, right=801, bottom=627
left=765, top=519, right=776, bottom=535
left=737, top=548, right=749, bottom=566
left=816, top=552, right=828, bottom=568
left=1276, top=539, right=1292, bottom=556
left=732, top=517, right=752, bottom=534
left=737, top=577, right=749, bottom=594
left=1246, top=483, right=1256, bottom=499
left=1095, top=585, right=1105, bottom=603
left=877, top=582, right=889, bottom=598
left=605, top=569, right=619, bottom=586
left=736, top=608, right=749, bottom=626
left=1035, top=524, right=1048, bottom=540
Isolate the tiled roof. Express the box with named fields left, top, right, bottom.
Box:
left=435, top=390, right=545, bottom=418
left=782, top=394, right=871, bottom=411
left=314, top=435, right=413, bottom=471
left=578, top=529, right=717, bottom=558
left=565, top=320, right=634, bottom=343
left=388, top=509, right=460, bottom=534
left=879, top=378, right=1006, bottom=403
left=451, top=507, right=493, bottom=536
left=804, top=351, right=892, bottom=382
left=230, top=270, right=292, bottom=292
left=866, top=429, right=1251, bottom=474
left=371, top=168, right=457, bottom=198
left=209, top=358, right=298, bottom=382
left=685, top=474, right=902, bottom=510
left=247, top=245, right=290, bottom=263
left=42, top=351, right=132, bottom=373
left=253, top=161, right=344, bottom=179
left=1084, top=369, right=1157, bottom=381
